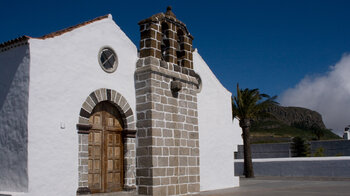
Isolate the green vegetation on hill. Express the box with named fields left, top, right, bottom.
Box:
left=251, top=120, right=341, bottom=144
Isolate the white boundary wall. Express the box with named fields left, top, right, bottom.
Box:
left=235, top=157, right=350, bottom=177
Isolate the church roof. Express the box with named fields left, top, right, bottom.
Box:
left=0, top=14, right=110, bottom=51
left=38, top=14, right=110, bottom=39
left=0, top=35, right=30, bottom=51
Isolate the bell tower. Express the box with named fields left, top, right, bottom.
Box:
left=139, top=6, right=194, bottom=69
left=135, top=6, right=200, bottom=196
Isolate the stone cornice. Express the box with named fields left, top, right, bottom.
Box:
left=136, top=57, right=199, bottom=88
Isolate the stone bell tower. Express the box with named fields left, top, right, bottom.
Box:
left=135, top=6, right=200, bottom=196
left=139, top=6, right=194, bottom=69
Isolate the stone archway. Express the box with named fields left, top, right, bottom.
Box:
left=76, top=88, right=136, bottom=194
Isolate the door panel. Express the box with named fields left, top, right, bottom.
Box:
left=88, top=102, right=124, bottom=193
left=105, top=131, right=123, bottom=192
left=88, top=130, right=103, bottom=191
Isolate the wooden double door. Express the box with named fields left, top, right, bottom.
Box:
left=88, top=102, right=124, bottom=193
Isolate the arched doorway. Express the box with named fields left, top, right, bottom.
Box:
left=88, top=101, right=124, bottom=193
left=77, top=88, right=136, bottom=195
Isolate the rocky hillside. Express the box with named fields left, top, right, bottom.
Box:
left=264, top=105, right=326, bottom=129
left=251, top=105, right=340, bottom=143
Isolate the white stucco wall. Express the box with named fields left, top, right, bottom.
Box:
left=25, top=15, right=138, bottom=196
left=0, top=44, right=30, bottom=193
left=194, top=50, right=241, bottom=191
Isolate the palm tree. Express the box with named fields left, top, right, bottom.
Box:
left=232, top=84, right=277, bottom=178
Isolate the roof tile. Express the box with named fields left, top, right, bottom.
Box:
left=0, top=14, right=110, bottom=51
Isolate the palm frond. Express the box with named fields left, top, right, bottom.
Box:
left=232, top=83, right=278, bottom=121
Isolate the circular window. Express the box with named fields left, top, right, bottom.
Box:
left=98, top=47, right=118, bottom=73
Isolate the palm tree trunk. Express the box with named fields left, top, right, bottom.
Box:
left=241, top=119, right=254, bottom=178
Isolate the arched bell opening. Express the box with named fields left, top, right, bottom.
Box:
left=176, top=29, right=185, bottom=66
left=161, top=22, right=171, bottom=61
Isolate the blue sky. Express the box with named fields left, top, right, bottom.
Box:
left=1, top=0, right=350, bottom=98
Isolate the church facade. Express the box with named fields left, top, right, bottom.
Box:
left=0, top=7, right=242, bottom=196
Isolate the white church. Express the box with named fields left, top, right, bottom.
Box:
left=0, top=7, right=242, bottom=196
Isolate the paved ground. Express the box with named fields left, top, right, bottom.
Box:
left=200, top=177, right=350, bottom=196
left=2, top=176, right=348, bottom=196
left=83, top=176, right=350, bottom=196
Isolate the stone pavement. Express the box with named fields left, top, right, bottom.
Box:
left=83, top=176, right=350, bottom=196
left=199, top=176, right=350, bottom=196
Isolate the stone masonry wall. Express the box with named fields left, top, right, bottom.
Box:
left=135, top=57, right=200, bottom=196
left=124, top=138, right=137, bottom=189
left=78, top=134, right=89, bottom=188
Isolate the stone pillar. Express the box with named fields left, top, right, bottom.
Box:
left=139, top=21, right=162, bottom=59
left=124, top=137, right=137, bottom=190
left=135, top=57, right=200, bottom=196
left=177, top=34, right=193, bottom=69
left=77, top=133, right=90, bottom=194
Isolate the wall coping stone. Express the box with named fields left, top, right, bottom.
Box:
left=234, top=156, right=350, bottom=162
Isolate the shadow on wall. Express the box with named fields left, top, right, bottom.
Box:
left=0, top=46, right=30, bottom=192
left=0, top=51, right=25, bottom=108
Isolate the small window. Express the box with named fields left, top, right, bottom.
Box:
left=98, top=47, right=118, bottom=73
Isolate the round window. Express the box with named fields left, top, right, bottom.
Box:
left=98, top=47, right=118, bottom=73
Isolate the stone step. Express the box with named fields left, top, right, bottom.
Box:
left=80, top=191, right=137, bottom=196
